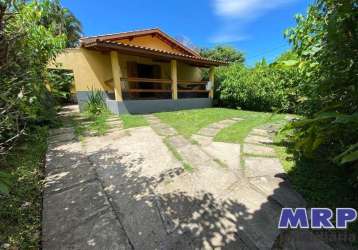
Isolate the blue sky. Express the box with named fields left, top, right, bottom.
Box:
left=61, top=0, right=312, bottom=66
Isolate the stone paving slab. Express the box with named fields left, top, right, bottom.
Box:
left=197, top=127, right=221, bottom=137
left=167, top=134, right=190, bottom=148
left=42, top=211, right=132, bottom=250
left=206, top=123, right=230, bottom=130
left=107, top=117, right=121, bottom=122
left=250, top=128, right=271, bottom=137
left=114, top=196, right=169, bottom=249
left=244, top=134, right=273, bottom=145
left=231, top=117, right=244, bottom=121
left=45, top=142, right=87, bottom=173
left=243, top=143, right=276, bottom=156
left=146, top=118, right=161, bottom=124
left=43, top=181, right=110, bottom=239
left=107, top=121, right=123, bottom=126
left=244, top=157, right=284, bottom=178
left=249, top=176, right=307, bottom=208
left=175, top=142, right=213, bottom=167
left=217, top=119, right=237, bottom=126
left=260, top=123, right=282, bottom=133
left=49, top=127, right=74, bottom=136
left=221, top=185, right=282, bottom=249
left=195, top=118, right=241, bottom=138
left=144, top=115, right=162, bottom=124
left=156, top=191, right=254, bottom=249
left=191, top=166, right=240, bottom=197
left=191, top=134, right=213, bottom=146
left=48, top=132, right=76, bottom=145
left=151, top=123, right=177, bottom=136
left=44, top=162, right=96, bottom=193
left=202, top=142, right=240, bottom=171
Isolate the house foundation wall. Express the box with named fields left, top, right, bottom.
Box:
left=106, top=98, right=212, bottom=114
left=77, top=91, right=212, bottom=114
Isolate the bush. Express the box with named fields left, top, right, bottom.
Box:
left=218, top=59, right=300, bottom=113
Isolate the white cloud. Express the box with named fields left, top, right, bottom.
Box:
left=214, top=0, right=294, bottom=20
left=210, top=33, right=250, bottom=43
left=209, top=0, right=296, bottom=43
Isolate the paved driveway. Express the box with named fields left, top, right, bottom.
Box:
left=42, top=106, right=330, bottom=249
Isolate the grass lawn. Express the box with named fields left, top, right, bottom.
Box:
left=215, top=112, right=286, bottom=143
left=156, top=108, right=241, bottom=138
left=120, top=114, right=148, bottom=129
left=0, top=126, right=48, bottom=249
left=156, top=108, right=287, bottom=142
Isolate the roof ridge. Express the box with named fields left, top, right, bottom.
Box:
left=80, top=28, right=160, bottom=40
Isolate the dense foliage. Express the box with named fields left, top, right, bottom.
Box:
left=0, top=0, right=81, bottom=157
left=284, top=0, right=358, bottom=179
left=218, top=53, right=301, bottom=113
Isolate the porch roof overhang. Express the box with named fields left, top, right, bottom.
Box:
left=82, top=40, right=228, bottom=67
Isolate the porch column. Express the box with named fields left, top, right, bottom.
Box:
left=209, top=66, right=215, bottom=98
left=171, top=59, right=178, bottom=100
left=110, top=51, right=123, bottom=102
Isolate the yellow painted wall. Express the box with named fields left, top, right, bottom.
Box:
left=54, top=48, right=203, bottom=93
left=113, top=35, right=181, bottom=54
left=177, top=61, right=202, bottom=82
left=54, top=48, right=113, bottom=92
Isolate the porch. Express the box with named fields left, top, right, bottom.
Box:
left=102, top=49, right=216, bottom=113
left=60, top=33, right=227, bottom=114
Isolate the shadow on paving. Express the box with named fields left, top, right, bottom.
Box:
left=272, top=138, right=358, bottom=248
left=86, top=147, right=329, bottom=249
left=43, top=129, right=331, bottom=249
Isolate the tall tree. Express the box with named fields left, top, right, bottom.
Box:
left=200, top=46, right=245, bottom=64
left=38, top=0, right=82, bottom=47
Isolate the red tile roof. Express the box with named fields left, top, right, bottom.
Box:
left=80, top=28, right=201, bottom=57
left=84, top=40, right=228, bottom=67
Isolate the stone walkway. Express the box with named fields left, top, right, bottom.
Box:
left=42, top=106, right=331, bottom=249
left=145, top=115, right=330, bottom=249
left=191, top=117, right=242, bottom=171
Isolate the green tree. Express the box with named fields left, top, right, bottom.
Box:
left=200, top=46, right=245, bottom=64
left=37, top=0, right=82, bottom=47
left=200, top=46, right=245, bottom=102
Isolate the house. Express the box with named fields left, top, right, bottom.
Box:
left=54, top=28, right=227, bottom=114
